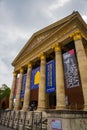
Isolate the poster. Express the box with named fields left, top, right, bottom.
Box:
left=63, top=49, right=80, bottom=88
left=20, top=73, right=27, bottom=98
left=30, top=67, right=40, bottom=90
left=52, top=119, right=62, bottom=130
left=46, top=60, right=56, bottom=93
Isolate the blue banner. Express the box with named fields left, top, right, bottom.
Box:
left=63, top=49, right=80, bottom=88
left=30, top=67, right=40, bottom=90
left=20, top=73, right=27, bottom=98
left=46, top=60, right=56, bottom=93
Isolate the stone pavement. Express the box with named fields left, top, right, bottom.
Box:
left=0, top=125, right=13, bottom=130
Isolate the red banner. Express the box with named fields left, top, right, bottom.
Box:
left=14, top=78, right=19, bottom=98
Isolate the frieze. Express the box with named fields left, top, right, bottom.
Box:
left=28, top=34, right=49, bottom=51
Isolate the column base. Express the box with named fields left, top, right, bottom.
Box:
left=83, top=104, right=87, bottom=111
left=14, top=106, right=19, bottom=111
left=9, top=106, right=13, bottom=110
left=37, top=106, right=46, bottom=111
left=56, top=105, right=66, bottom=110
left=22, top=107, right=28, bottom=112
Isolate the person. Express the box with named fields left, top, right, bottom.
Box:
left=29, top=101, right=36, bottom=111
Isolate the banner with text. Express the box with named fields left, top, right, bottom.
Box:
left=46, top=60, right=56, bottom=93
left=30, top=67, right=40, bottom=90
left=63, top=49, right=80, bottom=88
left=20, top=73, right=27, bottom=98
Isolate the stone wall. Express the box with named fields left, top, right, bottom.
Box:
left=0, top=110, right=47, bottom=130
left=0, top=110, right=87, bottom=130
left=47, top=110, right=87, bottom=130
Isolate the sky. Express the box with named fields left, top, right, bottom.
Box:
left=0, top=0, right=87, bottom=88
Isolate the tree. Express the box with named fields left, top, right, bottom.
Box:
left=0, top=84, right=11, bottom=101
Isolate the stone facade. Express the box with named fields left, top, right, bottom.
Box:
left=9, top=11, right=87, bottom=112
left=47, top=110, right=87, bottom=130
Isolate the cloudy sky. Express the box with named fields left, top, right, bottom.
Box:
left=0, top=0, right=87, bottom=88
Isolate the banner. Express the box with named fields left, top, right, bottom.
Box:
left=14, top=78, right=19, bottom=98
left=30, top=67, right=40, bottom=90
left=20, top=73, right=27, bottom=98
left=63, top=49, right=80, bottom=88
left=46, top=60, right=56, bottom=93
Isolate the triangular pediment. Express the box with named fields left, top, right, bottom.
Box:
left=12, top=11, right=87, bottom=66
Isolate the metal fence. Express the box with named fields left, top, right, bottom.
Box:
left=0, top=110, right=47, bottom=130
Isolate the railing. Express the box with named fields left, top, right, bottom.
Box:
left=0, top=110, right=47, bottom=130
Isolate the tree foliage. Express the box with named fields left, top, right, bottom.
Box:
left=0, top=84, right=11, bottom=101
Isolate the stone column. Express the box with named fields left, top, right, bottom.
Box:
left=14, top=68, right=23, bottom=110
left=9, top=72, right=17, bottom=110
left=38, top=53, right=46, bottom=110
left=22, top=63, right=32, bottom=111
left=54, top=44, right=66, bottom=110
left=71, top=31, right=87, bottom=110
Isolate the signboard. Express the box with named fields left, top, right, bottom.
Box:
left=46, top=60, right=56, bottom=93
left=20, top=73, right=27, bottom=98
left=52, top=119, right=62, bottom=130
left=30, top=67, right=40, bottom=90
left=63, top=49, right=80, bottom=88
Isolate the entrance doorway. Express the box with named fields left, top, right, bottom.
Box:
left=49, top=93, right=56, bottom=109
left=20, top=99, right=24, bottom=109
left=30, top=88, right=38, bottom=109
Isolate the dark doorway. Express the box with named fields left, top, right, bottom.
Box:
left=49, top=93, right=56, bottom=109
left=30, top=88, right=38, bottom=104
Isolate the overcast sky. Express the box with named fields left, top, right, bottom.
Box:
left=0, top=0, right=87, bottom=88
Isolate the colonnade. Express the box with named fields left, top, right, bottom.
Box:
left=9, top=31, right=87, bottom=111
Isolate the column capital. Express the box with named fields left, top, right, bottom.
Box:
left=20, top=68, right=24, bottom=73
left=52, top=43, right=61, bottom=52
left=39, top=53, right=46, bottom=60
left=13, top=71, right=17, bottom=76
left=27, top=62, right=32, bottom=68
left=70, top=30, right=82, bottom=41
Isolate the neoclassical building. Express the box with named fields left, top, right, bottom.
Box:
left=9, top=11, right=87, bottom=111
